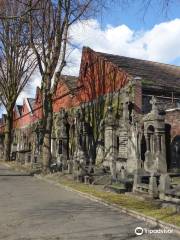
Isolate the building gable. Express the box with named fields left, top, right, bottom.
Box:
left=78, top=47, right=130, bottom=102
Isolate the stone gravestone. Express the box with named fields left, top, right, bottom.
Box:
left=133, top=171, right=141, bottom=192
left=67, top=160, right=73, bottom=174
left=120, top=166, right=127, bottom=180
left=95, top=119, right=105, bottom=165
left=158, top=174, right=171, bottom=199
left=149, top=173, right=158, bottom=198
left=109, top=154, right=117, bottom=181
left=73, top=146, right=87, bottom=182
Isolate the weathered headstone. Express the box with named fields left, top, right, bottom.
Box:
left=149, top=173, right=158, bottom=198
left=158, top=174, right=171, bottom=199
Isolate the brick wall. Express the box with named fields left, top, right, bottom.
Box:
left=32, top=87, right=43, bottom=122
left=134, top=80, right=142, bottom=113
left=78, top=47, right=130, bottom=103
left=53, top=81, right=81, bottom=112
left=165, top=109, right=180, bottom=139
left=15, top=100, right=33, bottom=128
left=0, top=48, right=141, bottom=132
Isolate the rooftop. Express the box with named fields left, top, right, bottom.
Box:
left=95, top=50, right=180, bottom=92
left=27, top=98, right=35, bottom=111
left=60, top=75, right=78, bottom=90
left=17, top=105, right=23, bottom=116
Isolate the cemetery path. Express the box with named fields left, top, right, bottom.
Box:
left=0, top=163, right=179, bottom=240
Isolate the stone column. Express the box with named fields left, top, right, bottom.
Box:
left=60, top=109, right=69, bottom=161
left=95, top=119, right=105, bottom=165
left=104, top=125, right=115, bottom=157
left=67, top=160, right=73, bottom=174
left=127, top=126, right=142, bottom=173
left=155, top=131, right=167, bottom=173
left=109, top=157, right=117, bottom=180
left=146, top=134, right=150, bottom=152
left=51, top=138, right=54, bottom=154
left=133, top=172, right=141, bottom=192
left=104, top=106, right=117, bottom=177
left=149, top=173, right=158, bottom=198
left=158, top=173, right=171, bottom=199
left=123, top=101, right=129, bottom=121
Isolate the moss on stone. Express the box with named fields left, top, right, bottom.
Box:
left=141, top=79, right=155, bottom=85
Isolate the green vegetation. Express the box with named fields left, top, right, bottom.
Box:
left=110, top=182, right=126, bottom=190
left=46, top=174, right=180, bottom=227
left=3, top=162, right=180, bottom=228
left=141, top=79, right=155, bottom=85
left=172, top=177, right=180, bottom=186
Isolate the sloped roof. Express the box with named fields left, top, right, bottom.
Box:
left=95, top=51, right=180, bottom=91
left=17, top=105, right=23, bottom=116
left=61, top=75, right=78, bottom=90
left=27, top=98, right=35, bottom=110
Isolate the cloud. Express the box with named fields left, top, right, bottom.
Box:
left=9, top=18, right=180, bottom=109
left=16, top=70, right=41, bottom=105
left=67, top=18, right=180, bottom=76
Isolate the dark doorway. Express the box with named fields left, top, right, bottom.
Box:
left=117, top=136, right=120, bottom=153
left=165, top=124, right=171, bottom=170
left=147, top=125, right=155, bottom=152
left=141, top=134, right=147, bottom=162
left=170, top=135, right=180, bottom=171
left=58, top=140, right=63, bottom=154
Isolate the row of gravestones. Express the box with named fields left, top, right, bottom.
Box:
left=133, top=172, right=180, bottom=202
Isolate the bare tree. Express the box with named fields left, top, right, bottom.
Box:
left=0, top=0, right=37, bottom=161
left=0, top=0, right=41, bottom=19
left=136, top=0, right=180, bottom=17
left=29, top=0, right=179, bottom=173
left=29, top=0, right=106, bottom=172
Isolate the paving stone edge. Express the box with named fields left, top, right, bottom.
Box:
left=2, top=162, right=179, bottom=236
left=35, top=174, right=180, bottom=236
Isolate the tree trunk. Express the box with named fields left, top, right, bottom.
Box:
left=4, top=111, right=13, bottom=161
left=42, top=76, right=53, bottom=173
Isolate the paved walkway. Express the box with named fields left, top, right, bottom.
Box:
left=0, top=163, right=178, bottom=240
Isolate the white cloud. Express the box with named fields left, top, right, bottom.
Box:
left=17, top=70, right=41, bottom=105
left=67, top=18, right=180, bottom=76
left=11, top=18, right=180, bottom=109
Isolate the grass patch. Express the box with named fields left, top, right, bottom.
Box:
left=111, top=183, right=126, bottom=190
left=2, top=162, right=180, bottom=228
left=46, top=174, right=180, bottom=227
left=172, top=177, right=180, bottom=186
left=141, top=79, right=155, bottom=85
left=2, top=161, right=41, bottom=174
left=4, top=161, right=33, bottom=173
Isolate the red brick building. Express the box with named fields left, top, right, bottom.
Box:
left=0, top=47, right=180, bottom=171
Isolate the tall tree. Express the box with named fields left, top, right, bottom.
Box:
left=0, top=0, right=41, bottom=19
left=29, top=0, right=104, bottom=172
left=0, top=0, right=37, bottom=161
left=29, top=0, right=179, bottom=173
